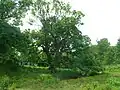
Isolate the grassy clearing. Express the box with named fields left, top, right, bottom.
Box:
left=1, top=65, right=120, bottom=90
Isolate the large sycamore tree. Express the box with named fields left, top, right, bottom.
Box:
left=24, top=0, right=103, bottom=74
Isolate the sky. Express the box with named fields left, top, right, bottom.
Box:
left=67, top=0, right=120, bottom=45
left=21, top=0, right=120, bottom=45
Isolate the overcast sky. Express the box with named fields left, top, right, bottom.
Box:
left=67, top=0, right=120, bottom=45
left=21, top=0, right=120, bottom=45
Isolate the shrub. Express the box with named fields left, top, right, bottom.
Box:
left=0, top=75, right=13, bottom=90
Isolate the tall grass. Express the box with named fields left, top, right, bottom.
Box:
left=1, top=65, right=120, bottom=90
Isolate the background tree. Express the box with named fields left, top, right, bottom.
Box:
left=107, top=46, right=117, bottom=64
left=116, top=38, right=120, bottom=63
left=96, top=38, right=110, bottom=65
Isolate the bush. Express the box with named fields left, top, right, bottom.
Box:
left=0, top=75, right=13, bottom=90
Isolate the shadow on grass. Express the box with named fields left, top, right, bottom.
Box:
left=0, top=66, right=50, bottom=78
left=0, top=65, right=105, bottom=81
left=52, top=69, right=81, bottom=80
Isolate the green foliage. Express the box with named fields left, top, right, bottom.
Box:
left=116, top=38, right=120, bottom=63
left=107, top=46, right=117, bottom=64
left=72, top=44, right=103, bottom=76
left=0, top=22, right=20, bottom=67
left=0, top=0, right=104, bottom=76
left=23, top=0, right=103, bottom=74
left=1, top=0, right=120, bottom=89
left=107, top=77, right=120, bottom=87
left=0, top=75, right=13, bottom=90
left=89, top=38, right=118, bottom=65
left=0, top=0, right=32, bottom=25
left=0, top=0, right=32, bottom=72
left=90, top=38, right=120, bottom=65
left=97, top=38, right=110, bottom=64
left=1, top=0, right=119, bottom=80
left=0, top=21, right=29, bottom=72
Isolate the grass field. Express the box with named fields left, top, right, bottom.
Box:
left=1, top=65, right=120, bottom=90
